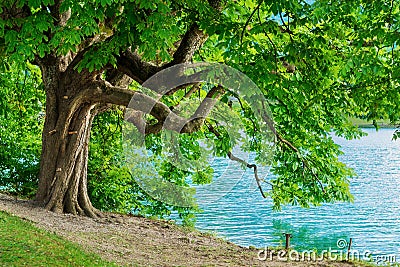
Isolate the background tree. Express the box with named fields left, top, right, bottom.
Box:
left=0, top=60, right=44, bottom=197
left=0, top=0, right=399, bottom=217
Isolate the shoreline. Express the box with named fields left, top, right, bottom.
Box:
left=350, top=118, right=397, bottom=129
left=0, top=193, right=379, bottom=267
left=358, top=124, right=396, bottom=129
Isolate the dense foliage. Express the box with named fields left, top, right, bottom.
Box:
left=88, top=110, right=197, bottom=225
left=0, top=61, right=43, bottom=197
left=0, top=0, right=399, bottom=218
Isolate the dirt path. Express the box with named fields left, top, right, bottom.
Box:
left=0, top=194, right=365, bottom=267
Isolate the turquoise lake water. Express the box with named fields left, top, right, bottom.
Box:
left=193, top=128, right=400, bottom=262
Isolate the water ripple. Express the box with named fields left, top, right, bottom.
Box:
left=194, top=128, right=400, bottom=260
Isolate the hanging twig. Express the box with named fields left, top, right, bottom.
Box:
left=259, top=101, right=326, bottom=193
left=257, top=9, right=279, bottom=72
left=240, top=0, right=264, bottom=44
left=205, top=121, right=271, bottom=198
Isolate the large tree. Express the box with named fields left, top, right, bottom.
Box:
left=1, top=0, right=399, bottom=217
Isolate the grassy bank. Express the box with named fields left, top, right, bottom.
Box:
left=0, top=211, right=117, bottom=267
left=0, top=195, right=395, bottom=267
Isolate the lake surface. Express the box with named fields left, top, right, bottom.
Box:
left=193, top=128, right=400, bottom=263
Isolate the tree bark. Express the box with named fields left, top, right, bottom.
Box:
left=35, top=59, right=102, bottom=217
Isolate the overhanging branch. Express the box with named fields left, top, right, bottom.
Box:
left=259, top=101, right=325, bottom=193
left=205, top=121, right=269, bottom=198
left=95, top=81, right=225, bottom=135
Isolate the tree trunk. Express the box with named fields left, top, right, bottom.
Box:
left=35, top=62, right=102, bottom=217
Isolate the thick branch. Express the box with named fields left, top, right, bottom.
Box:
left=165, top=0, right=223, bottom=67
left=116, top=22, right=208, bottom=85
left=117, top=0, right=223, bottom=85
left=94, top=81, right=135, bottom=106
left=171, top=83, right=201, bottom=110
left=95, top=81, right=224, bottom=135
left=177, top=85, right=224, bottom=133
left=146, top=83, right=202, bottom=134
left=116, top=49, right=162, bottom=84
left=105, top=69, right=133, bottom=87
left=0, top=4, right=31, bottom=21
left=164, top=82, right=199, bottom=96
left=165, top=23, right=208, bottom=67
left=48, top=0, right=68, bottom=26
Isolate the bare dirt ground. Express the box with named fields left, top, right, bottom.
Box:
left=0, top=194, right=368, bottom=267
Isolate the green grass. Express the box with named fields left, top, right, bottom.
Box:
left=0, top=211, right=118, bottom=267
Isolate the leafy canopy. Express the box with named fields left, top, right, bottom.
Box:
left=0, top=0, right=399, bottom=213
